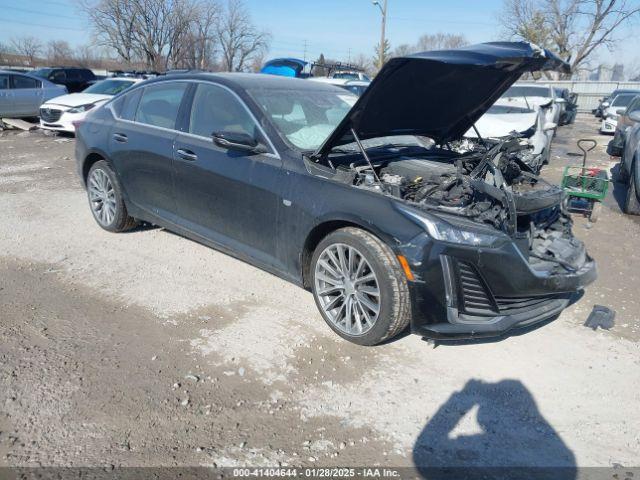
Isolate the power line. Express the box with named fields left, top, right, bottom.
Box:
left=0, top=18, right=86, bottom=31
left=1, top=5, right=78, bottom=20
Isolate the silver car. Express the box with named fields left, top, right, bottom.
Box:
left=0, top=69, right=67, bottom=118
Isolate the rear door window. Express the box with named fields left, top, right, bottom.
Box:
left=11, top=75, right=41, bottom=89
left=135, top=82, right=188, bottom=130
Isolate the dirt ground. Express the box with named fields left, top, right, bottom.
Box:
left=1, top=116, right=639, bottom=474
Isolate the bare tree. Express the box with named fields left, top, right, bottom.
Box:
left=81, top=0, right=137, bottom=64
left=47, top=40, right=74, bottom=65
left=392, top=43, right=413, bottom=58
left=216, top=0, right=270, bottom=72
left=415, top=33, right=469, bottom=51
left=173, top=0, right=221, bottom=69
left=352, top=53, right=373, bottom=76
left=10, top=36, right=43, bottom=66
left=499, top=0, right=640, bottom=75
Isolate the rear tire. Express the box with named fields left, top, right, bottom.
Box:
left=624, top=162, right=640, bottom=216
left=310, top=227, right=411, bottom=346
left=87, top=160, right=138, bottom=232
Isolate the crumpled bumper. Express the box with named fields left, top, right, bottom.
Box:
left=402, top=233, right=597, bottom=340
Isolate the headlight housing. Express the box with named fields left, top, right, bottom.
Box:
left=396, top=204, right=503, bottom=247
left=68, top=103, right=96, bottom=114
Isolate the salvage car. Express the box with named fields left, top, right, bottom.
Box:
left=0, top=69, right=67, bottom=118
left=462, top=101, right=555, bottom=172
left=600, top=93, right=639, bottom=134
left=40, top=77, right=142, bottom=133
left=75, top=42, right=596, bottom=345
left=554, top=88, right=578, bottom=125
left=501, top=83, right=562, bottom=126
left=607, top=95, right=640, bottom=157
left=616, top=116, right=640, bottom=214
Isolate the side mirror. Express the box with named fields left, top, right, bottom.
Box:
left=213, top=131, right=267, bottom=154
left=543, top=122, right=557, bottom=132
left=616, top=109, right=626, bottom=115
left=629, top=111, right=640, bottom=123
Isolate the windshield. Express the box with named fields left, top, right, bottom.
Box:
left=251, top=88, right=358, bottom=150
left=611, top=94, right=637, bottom=107
left=503, top=86, right=551, bottom=98
left=30, top=68, right=53, bottom=79
left=488, top=104, right=534, bottom=114
left=84, top=79, right=135, bottom=95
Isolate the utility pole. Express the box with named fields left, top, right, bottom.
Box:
left=303, top=39, right=308, bottom=63
left=373, top=0, right=388, bottom=69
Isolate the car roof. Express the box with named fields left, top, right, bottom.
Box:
left=108, top=77, right=144, bottom=82
left=147, top=72, right=344, bottom=92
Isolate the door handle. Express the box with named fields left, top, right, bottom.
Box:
left=175, top=149, right=198, bottom=161
left=112, top=133, right=128, bottom=143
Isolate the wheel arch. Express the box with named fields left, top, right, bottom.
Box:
left=300, top=218, right=397, bottom=290
left=81, top=149, right=112, bottom=186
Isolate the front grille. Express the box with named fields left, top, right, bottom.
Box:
left=455, top=261, right=498, bottom=315
left=40, top=107, right=62, bottom=123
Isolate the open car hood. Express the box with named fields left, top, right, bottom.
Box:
left=313, top=42, right=569, bottom=158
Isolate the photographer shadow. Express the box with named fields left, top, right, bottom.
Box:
left=412, top=379, right=576, bottom=480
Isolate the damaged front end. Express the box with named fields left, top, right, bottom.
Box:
left=308, top=42, right=594, bottom=337
left=349, top=137, right=589, bottom=275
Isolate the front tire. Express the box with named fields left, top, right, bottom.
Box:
left=87, top=160, right=138, bottom=232
left=624, top=162, right=640, bottom=215
left=311, top=227, right=411, bottom=346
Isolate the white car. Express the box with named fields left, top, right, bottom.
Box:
left=464, top=101, right=556, bottom=172
left=308, top=77, right=370, bottom=96
left=40, top=77, right=142, bottom=133
left=500, top=83, right=562, bottom=126
left=600, top=93, right=638, bottom=134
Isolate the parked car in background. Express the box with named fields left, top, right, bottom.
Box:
left=617, top=118, right=640, bottom=214
left=554, top=87, right=578, bottom=125
left=30, top=67, right=97, bottom=93
left=329, top=71, right=371, bottom=82
left=309, top=77, right=370, bottom=96
left=40, top=77, right=143, bottom=133
left=600, top=93, right=639, bottom=134
left=593, top=89, right=640, bottom=118
left=500, top=83, right=561, bottom=127
left=0, top=69, right=67, bottom=118
left=607, top=95, right=640, bottom=157
left=463, top=101, right=555, bottom=172
left=75, top=42, right=594, bottom=345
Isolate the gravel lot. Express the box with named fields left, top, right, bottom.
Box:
left=1, top=116, right=639, bottom=472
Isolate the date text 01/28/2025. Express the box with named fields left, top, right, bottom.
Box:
left=232, top=468, right=401, bottom=477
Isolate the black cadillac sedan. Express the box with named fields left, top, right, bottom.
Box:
left=76, top=42, right=596, bottom=345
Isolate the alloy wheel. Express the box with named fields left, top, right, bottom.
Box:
left=314, top=243, right=381, bottom=336
left=88, top=168, right=117, bottom=227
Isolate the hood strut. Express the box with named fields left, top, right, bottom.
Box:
left=351, top=128, right=383, bottom=185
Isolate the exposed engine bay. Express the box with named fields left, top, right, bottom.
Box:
left=330, top=137, right=586, bottom=273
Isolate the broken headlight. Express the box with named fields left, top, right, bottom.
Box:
left=396, top=205, right=503, bottom=247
